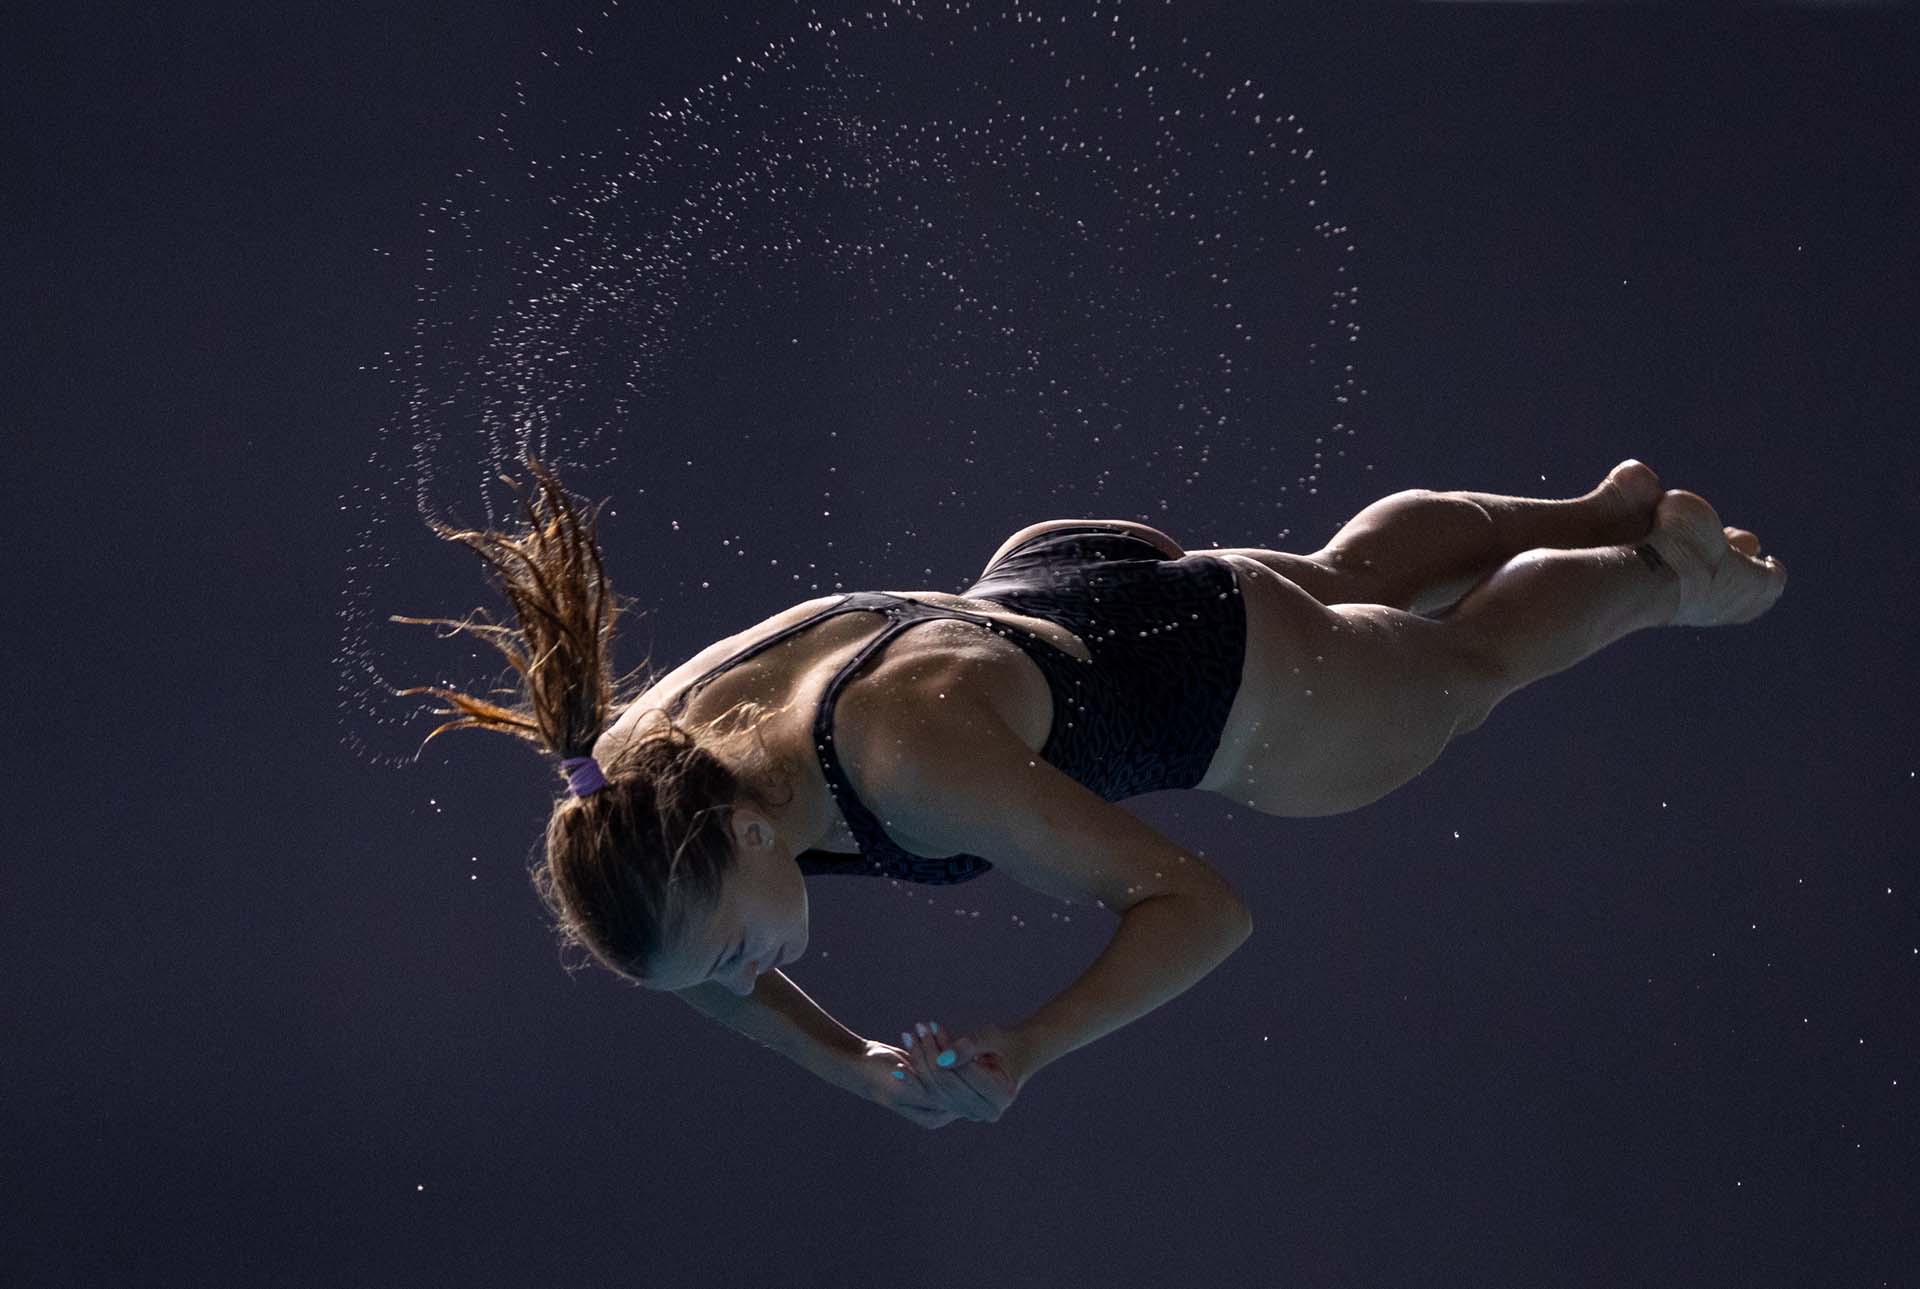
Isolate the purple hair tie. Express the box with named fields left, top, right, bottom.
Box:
left=561, top=755, right=607, bottom=797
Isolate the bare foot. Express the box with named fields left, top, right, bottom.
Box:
left=1588, top=459, right=1665, bottom=544
left=1643, top=489, right=1788, bottom=626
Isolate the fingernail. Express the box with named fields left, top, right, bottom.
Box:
left=930, top=1021, right=940, bottom=1034
left=892, top=1069, right=906, bottom=1080
left=937, top=1050, right=955, bottom=1068
left=901, top=1030, right=914, bottom=1048
left=915, top=1022, right=928, bottom=1036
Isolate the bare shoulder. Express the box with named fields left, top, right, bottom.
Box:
left=834, top=670, right=1250, bottom=920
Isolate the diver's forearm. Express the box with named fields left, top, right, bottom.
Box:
left=1015, top=893, right=1252, bottom=1077
left=676, top=971, right=867, bottom=1085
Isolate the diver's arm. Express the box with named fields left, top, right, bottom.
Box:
left=1013, top=892, right=1252, bottom=1078
left=675, top=970, right=868, bottom=1087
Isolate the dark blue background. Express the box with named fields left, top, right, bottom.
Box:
left=7, top=3, right=1916, bottom=1286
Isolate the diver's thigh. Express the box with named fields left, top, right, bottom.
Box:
left=1211, top=557, right=1497, bottom=815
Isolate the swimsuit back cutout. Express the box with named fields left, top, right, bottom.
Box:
left=663, top=591, right=1087, bottom=885
left=661, top=527, right=1246, bottom=886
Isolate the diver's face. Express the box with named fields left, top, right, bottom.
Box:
left=641, top=809, right=809, bottom=994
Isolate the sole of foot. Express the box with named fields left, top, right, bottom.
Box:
left=1644, top=489, right=1788, bottom=627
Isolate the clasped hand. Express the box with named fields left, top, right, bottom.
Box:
left=850, top=1020, right=1026, bottom=1129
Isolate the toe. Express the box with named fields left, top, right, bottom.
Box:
left=1659, top=489, right=1726, bottom=548
left=1592, top=460, right=1665, bottom=543
left=1604, top=459, right=1664, bottom=513
left=1725, top=527, right=1760, bottom=557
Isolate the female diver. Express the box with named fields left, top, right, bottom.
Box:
left=396, top=455, right=1785, bottom=1128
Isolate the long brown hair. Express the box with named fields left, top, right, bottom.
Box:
left=391, top=454, right=793, bottom=982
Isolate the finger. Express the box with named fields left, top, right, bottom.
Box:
left=890, top=1055, right=943, bottom=1110
left=941, top=1067, right=1005, bottom=1120
left=902, top=1027, right=928, bottom=1079
left=924, top=1025, right=1011, bottom=1112
left=917, top=1021, right=940, bottom=1075
left=919, top=1025, right=1000, bottom=1116
left=915, top=1020, right=944, bottom=1076
left=932, top=1023, right=968, bottom=1071
left=926, top=1022, right=979, bottom=1076
left=924, top=1050, right=1002, bottom=1118
left=915, top=1073, right=982, bottom=1121
left=950, top=1047, right=1007, bottom=1097
left=892, top=1091, right=949, bottom=1125
left=907, top=1025, right=977, bottom=1113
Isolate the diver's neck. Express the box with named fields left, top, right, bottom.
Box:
left=710, top=718, right=846, bottom=857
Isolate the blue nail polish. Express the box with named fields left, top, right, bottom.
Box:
left=937, top=1050, right=955, bottom=1068
left=893, top=1069, right=906, bottom=1080
left=902, top=1031, right=914, bottom=1049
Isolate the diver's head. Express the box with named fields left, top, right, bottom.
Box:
left=581, top=790, right=814, bottom=994
left=392, top=453, right=811, bottom=993
left=536, top=730, right=813, bottom=993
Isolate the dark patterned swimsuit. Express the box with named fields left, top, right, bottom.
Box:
left=663, top=525, right=1247, bottom=886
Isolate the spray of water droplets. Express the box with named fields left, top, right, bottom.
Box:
left=336, top=0, right=1367, bottom=769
